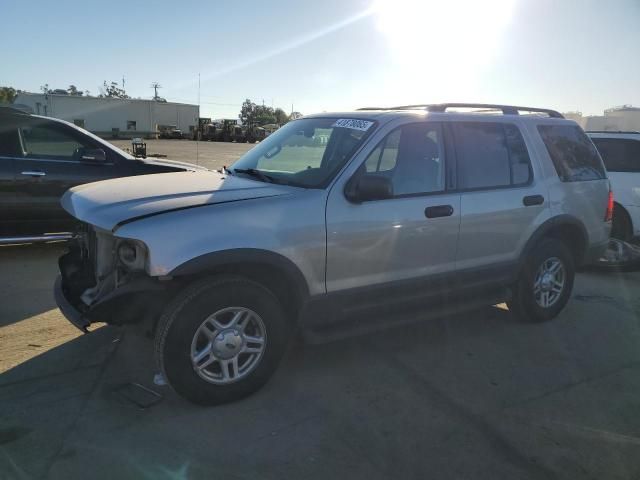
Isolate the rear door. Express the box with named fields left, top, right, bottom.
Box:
left=13, top=117, right=123, bottom=232
left=453, top=121, right=548, bottom=286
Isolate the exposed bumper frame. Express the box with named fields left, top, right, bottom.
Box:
left=54, top=275, right=90, bottom=333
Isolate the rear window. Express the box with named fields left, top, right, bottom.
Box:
left=537, top=125, right=606, bottom=181
left=591, top=138, right=640, bottom=173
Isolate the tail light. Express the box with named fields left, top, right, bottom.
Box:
left=605, top=189, right=614, bottom=222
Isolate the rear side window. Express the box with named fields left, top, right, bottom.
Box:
left=453, top=122, right=532, bottom=190
left=537, top=125, right=606, bottom=181
left=591, top=138, right=640, bottom=173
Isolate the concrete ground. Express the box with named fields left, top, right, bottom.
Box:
left=110, top=138, right=254, bottom=171
left=1, top=242, right=640, bottom=479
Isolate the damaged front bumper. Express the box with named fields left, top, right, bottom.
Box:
left=54, top=273, right=168, bottom=333
left=55, top=240, right=170, bottom=332
left=54, top=274, right=91, bottom=332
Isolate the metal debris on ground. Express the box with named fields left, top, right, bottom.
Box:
left=153, top=372, right=167, bottom=386
left=593, top=238, right=640, bottom=270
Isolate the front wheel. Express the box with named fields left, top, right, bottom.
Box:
left=507, top=239, right=575, bottom=322
left=154, top=276, right=289, bottom=405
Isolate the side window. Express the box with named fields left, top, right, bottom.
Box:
left=504, top=124, right=533, bottom=185
left=362, top=123, right=445, bottom=196
left=537, top=125, right=606, bottom=181
left=0, top=118, right=23, bottom=157
left=364, top=128, right=401, bottom=173
left=592, top=138, right=640, bottom=173
left=19, top=122, right=90, bottom=160
left=454, top=122, right=532, bottom=190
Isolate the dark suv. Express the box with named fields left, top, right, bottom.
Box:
left=0, top=107, right=201, bottom=241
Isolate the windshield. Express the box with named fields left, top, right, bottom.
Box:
left=231, top=117, right=374, bottom=188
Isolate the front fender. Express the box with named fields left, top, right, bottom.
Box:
left=114, top=191, right=328, bottom=295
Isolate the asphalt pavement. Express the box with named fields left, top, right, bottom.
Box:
left=1, top=244, right=640, bottom=479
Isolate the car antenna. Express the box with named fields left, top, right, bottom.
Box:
left=196, top=73, right=200, bottom=166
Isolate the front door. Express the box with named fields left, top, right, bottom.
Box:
left=326, top=122, right=461, bottom=309
left=12, top=117, right=119, bottom=233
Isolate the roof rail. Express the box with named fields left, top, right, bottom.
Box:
left=357, top=103, right=564, bottom=118
left=586, top=130, right=640, bottom=134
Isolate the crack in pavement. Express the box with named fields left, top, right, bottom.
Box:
left=38, top=331, right=123, bottom=480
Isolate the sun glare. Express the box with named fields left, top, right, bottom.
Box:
left=374, top=0, right=515, bottom=92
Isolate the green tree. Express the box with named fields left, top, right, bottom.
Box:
left=67, top=85, right=83, bottom=96
left=100, top=81, right=129, bottom=99
left=239, top=98, right=257, bottom=124
left=274, top=107, right=288, bottom=125
left=254, top=104, right=276, bottom=125
left=0, top=86, right=17, bottom=103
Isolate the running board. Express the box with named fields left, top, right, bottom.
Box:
left=301, top=288, right=511, bottom=344
left=0, top=233, right=74, bottom=245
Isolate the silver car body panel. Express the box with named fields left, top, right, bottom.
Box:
left=61, top=171, right=296, bottom=231
left=60, top=110, right=611, bottom=304
left=114, top=187, right=329, bottom=295
left=524, top=120, right=611, bottom=247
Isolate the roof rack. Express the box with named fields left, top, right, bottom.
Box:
left=586, top=130, right=640, bottom=134
left=357, top=103, right=564, bottom=118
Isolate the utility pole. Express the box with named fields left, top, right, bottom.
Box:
left=151, top=82, right=162, bottom=100
left=122, top=76, right=126, bottom=94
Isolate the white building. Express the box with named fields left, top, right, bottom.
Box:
left=564, top=105, right=640, bottom=132
left=14, top=92, right=199, bottom=139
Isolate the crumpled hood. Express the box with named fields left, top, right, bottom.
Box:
left=61, top=171, right=295, bottom=231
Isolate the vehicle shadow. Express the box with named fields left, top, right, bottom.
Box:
left=2, top=296, right=639, bottom=479
left=0, top=242, right=65, bottom=328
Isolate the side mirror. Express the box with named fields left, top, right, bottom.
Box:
left=345, top=174, right=393, bottom=203
left=76, top=148, right=106, bottom=163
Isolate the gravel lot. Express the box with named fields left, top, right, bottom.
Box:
left=1, top=240, right=640, bottom=479
left=110, top=138, right=254, bottom=171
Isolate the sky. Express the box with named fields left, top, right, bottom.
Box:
left=1, top=0, right=639, bottom=119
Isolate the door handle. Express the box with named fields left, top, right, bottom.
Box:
left=523, top=195, right=544, bottom=206
left=21, top=171, right=46, bottom=177
left=425, top=205, right=454, bottom=218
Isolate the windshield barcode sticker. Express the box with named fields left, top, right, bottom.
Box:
left=332, top=119, right=374, bottom=131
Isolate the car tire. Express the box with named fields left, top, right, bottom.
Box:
left=507, top=238, right=575, bottom=322
left=154, top=276, right=289, bottom=405
left=611, top=205, right=632, bottom=242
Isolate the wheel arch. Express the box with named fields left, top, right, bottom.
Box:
left=168, top=248, right=310, bottom=323
left=520, top=215, right=589, bottom=267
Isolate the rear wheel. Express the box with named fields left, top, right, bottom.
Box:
left=508, top=239, right=575, bottom=322
left=611, top=205, right=632, bottom=242
left=154, top=276, right=289, bottom=405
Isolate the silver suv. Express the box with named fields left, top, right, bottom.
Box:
left=55, top=103, right=612, bottom=405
